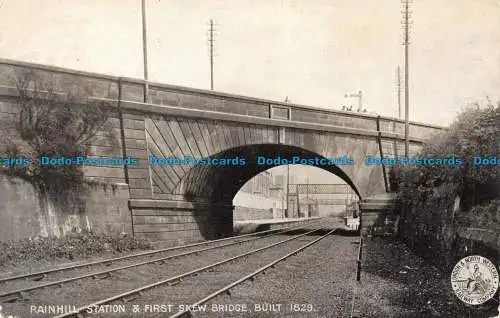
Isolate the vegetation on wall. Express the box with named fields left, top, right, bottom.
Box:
left=0, top=69, right=116, bottom=205
left=0, top=230, right=152, bottom=266
left=391, top=102, right=499, bottom=267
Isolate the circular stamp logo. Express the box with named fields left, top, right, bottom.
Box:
left=451, top=255, right=499, bottom=305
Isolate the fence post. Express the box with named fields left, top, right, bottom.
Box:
left=356, top=237, right=363, bottom=281
left=376, top=116, right=389, bottom=192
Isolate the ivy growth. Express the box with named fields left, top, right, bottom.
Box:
left=1, top=69, right=116, bottom=205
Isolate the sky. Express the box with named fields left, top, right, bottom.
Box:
left=0, top=0, right=499, bottom=127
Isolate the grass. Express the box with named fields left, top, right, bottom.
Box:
left=0, top=230, right=153, bottom=266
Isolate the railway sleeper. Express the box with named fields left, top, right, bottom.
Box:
left=1, top=291, right=29, bottom=303
left=122, top=292, right=141, bottom=303
left=93, top=272, right=112, bottom=280
left=0, top=294, right=21, bottom=303
left=30, top=273, right=46, bottom=281
left=168, top=280, right=181, bottom=286
left=180, top=311, right=194, bottom=318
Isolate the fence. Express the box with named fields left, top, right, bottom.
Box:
left=287, top=183, right=358, bottom=218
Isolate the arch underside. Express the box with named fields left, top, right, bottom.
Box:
left=145, top=116, right=388, bottom=202
left=179, top=144, right=361, bottom=204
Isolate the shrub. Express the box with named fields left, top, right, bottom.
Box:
left=0, top=69, right=116, bottom=204
left=0, top=230, right=153, bottom=265
left=456, top=199, right=500, bottom=231
left=394, top=102, right=499, bottom=211
left=392, top=102, right=500, bottom=266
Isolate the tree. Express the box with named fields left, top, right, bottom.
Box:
left=1, top=69, right=116, bottom=205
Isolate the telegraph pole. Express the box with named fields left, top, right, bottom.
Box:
left=397, top=65, right=402, bottom=119
left=208, top=19, right=215, bottom=90
left=141, top=0, right=149, bottom=102
left=402, top=0, right=412, bottom=157
left=284, top=96, right=291, bottom=218
left=393, top=65, right=403, bottom=159
left=286, top=164, right=290, bottom=217
left=306, top=177, right=309, bottom=217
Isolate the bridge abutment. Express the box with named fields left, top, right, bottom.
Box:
left=129, top=199, right=234, bottom=243
left=359, top=193, right=398, bottom=236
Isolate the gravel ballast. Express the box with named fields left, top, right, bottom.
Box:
left=353, top=236, right=499, bottom=317
left=197, top=233, right=359, bottom=318
left=2, top=229, right=331, bottom=317
left=122, top=220, right=358, bottom=318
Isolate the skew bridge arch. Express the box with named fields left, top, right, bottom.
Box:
left=0, top=59, right=445, bottom=243
left=127, top=106, right=428, bottom=241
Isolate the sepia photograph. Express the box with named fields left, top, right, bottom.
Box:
left=0, top=1, right=499, bottom=317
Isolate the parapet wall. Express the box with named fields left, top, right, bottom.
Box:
left=0, top=58, right=444, bottom=141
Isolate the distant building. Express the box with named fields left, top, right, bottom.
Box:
left=233, top=170, right=284, bottom=219
left=288, top=183, right=358, bottom=218
left=234, top=168, right=359, bottom=220
left=239, top=171, right=274, bottom=197
left=273, top=175, right=284, bottom=188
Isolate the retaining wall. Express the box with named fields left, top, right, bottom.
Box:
left=233, top=206, right=273, bottom=221
left=0, top=175, right=131, bottom=241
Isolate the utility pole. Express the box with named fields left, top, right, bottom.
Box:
left=402, top=0, right=412, bottom=157
left=306, top=177, right=309, bottom=218
left=208, top=19, right=215, bottom=90
left=397, top=65, right=402, bottom=119
left=393, top=65, right=403, bottom=160
left=284, top=96, right=291, bottom=218
left=281, top=186, right=285, bottom=218
left=286, top=164, right=290, bottom=217
left=141, top=0, right=149, bottom=103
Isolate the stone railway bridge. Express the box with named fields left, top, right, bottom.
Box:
left=0, top=59, right=444, bottom=243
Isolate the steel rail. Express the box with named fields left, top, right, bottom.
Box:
left=0, top=219, right=321, bottom=284
left=169, top=228, right=337, bottom=318
left=51, top=228, right=325, bottom=318
left=0, top=225, right=314, bottom=302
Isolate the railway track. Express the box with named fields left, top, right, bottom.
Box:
left=0, top=221, right=321, bottom=286
left=39, top=226, right=338, bottom=318
left=169, top=228, right=337, bottom=318
left=0, top=222, right=322, bottom=304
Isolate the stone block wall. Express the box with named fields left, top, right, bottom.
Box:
left=233, top=206, right=273, bottom=221
left=129, top=200, right=234, bottom=243
left=0, top=175, right=131, bottom=241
